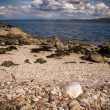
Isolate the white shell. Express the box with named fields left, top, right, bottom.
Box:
left=64, top=82, right=83, bottom=99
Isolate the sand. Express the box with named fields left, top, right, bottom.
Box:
left=0, top=45, right=110, bottom=88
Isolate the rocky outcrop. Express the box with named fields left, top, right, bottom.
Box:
left=0, top=24, right=41, bottom=45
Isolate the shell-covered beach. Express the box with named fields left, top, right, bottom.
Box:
left=0, top=24, right=110, bottom=110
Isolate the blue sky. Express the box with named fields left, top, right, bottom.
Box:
left=0, top=0, right=110, bottom=19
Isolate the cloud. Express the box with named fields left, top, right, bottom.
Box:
left=0, top=0, right=110, bottom=19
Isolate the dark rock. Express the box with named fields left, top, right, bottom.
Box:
left=1, top=61, right=18, bottom=67
left=64, top=61, right=76, bottom=64
left=24, top=59, right=31, bottom=64
left=0, top=48, right=7, bottom=54
left=0, top=34, right=31, bottom=45
left=34, top=58, right=47, bottom=64
left=68, top=45, right=89, bottom=55
left=6, top=46, right=17, bottom=51
left=31, top=45, right=52, bottom=53
left=108, top=61, right=110, bottom=65
left=98, top=45, right=110, bottom=58
left=0, top=46, right=17, bottom=54
left=31, top=48, right=41, bottom=53
left=55, top=49, right=70, bottom=56
left=46, top=54, right=62, bottom=59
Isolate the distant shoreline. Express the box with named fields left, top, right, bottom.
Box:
left=0, top=18, right=110, bottom=22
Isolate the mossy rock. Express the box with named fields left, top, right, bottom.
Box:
left=34, top=58, right=47, bottom=64
left=1, top=61, right=18, bottom=67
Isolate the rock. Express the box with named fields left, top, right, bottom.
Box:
left=98, top=45, right=110, bottom=58
left=0, top=46, right=17, bottom=54
left=81, top=51, right=106, bottom=63
left=46, top=54, right=62, bottom=59
left=64, top=82, right=83, bottom=99
left=6, top=46, right=17, bottom=51
left=88, top=51, right=105, bottom=63
left=1, top=61, right=18, bottom=67
left=24, top=59, right=31, bottom=64
left=0, top=48, right=7, bottom=54
left=55, top=49, right=70, bottom=56
left=31, top=45, right=52, bottom=53
left=34, top=58, right=47, bottom=64
left=41, top=36, right=64, bottom=49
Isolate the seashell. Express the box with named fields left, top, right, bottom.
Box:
left=64, top=82, right=83, bottom=99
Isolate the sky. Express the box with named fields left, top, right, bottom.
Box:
left=0, top=0, right=110, bottom=19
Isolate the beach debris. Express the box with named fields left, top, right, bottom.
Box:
left=64, top=82, right=83, bottom=99
left=11, top=73, right=16, bottom=82
left=34, top=58, right=47, bottom=64
left=1, top=61, right=18, bottom=67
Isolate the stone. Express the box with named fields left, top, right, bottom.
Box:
left=89, top=51, right=105, bottom=63
left=1, top=61, right=18, bottom=67
left=34, top=58, right=47, bottom=64
left=98, top=45, right=110, bottom=58
left=64, top=82, right=83, bottom=99
left=24, top=59, right=31, bottom=64
left=6, top=46, right=17, bottom=51
left=0, top=48, right=7, bottom=54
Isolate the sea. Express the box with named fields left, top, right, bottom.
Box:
left=0, top=20, right=110, bottom=44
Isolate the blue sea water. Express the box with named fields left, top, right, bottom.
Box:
left=0, top=20, right=110, bottom=43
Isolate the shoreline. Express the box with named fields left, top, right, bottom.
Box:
left=0, top=24, right=110, bottom=110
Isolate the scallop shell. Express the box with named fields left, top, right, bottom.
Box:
left=64, top=82, right=83, bottom=99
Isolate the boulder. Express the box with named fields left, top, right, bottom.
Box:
left=98, top=45, right=110, bottom=58
left=89, top=51, right=105, bottom=63
left=83, top=51, right=106, bottom=63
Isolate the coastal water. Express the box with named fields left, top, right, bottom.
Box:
left=0, top=20, right=110, bottom=43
